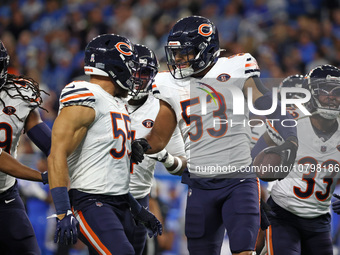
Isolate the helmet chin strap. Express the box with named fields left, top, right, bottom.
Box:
left=314, top=99, right=340, bottom=119
left=130, top=91, right=149, bottom=100
left=317, top=109, right=340, bottom=120
left=175, top=66, right=194, bottom=78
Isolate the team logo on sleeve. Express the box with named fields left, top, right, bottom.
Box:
left=217, top=73, right=231, bottom=82
left=142, top=119, right=154, bottom=128
left=3, top=106, right=16, bottom=115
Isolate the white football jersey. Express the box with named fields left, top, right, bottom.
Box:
left=0, top=79, right=39, bottom=193
left=153, top=53, right=260, bottom=177
left=59, top=81, right=131, bottom=195
left=128, top=94, right=185, bottom=199
left=269, top=108, right=340, bottom=218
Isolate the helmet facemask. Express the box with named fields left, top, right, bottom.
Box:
left=129, top=65, right=157, bottom=100
left=129, top=44, right=159, bottom=100
left=0, top=42, right=9, bottom=88
left=309, top=79, right=340, bottom=119
left=166, top=43, right=206, bottom=79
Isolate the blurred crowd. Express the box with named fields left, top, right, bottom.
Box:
left=1, top=0, right=340, bottom=96
left=2, top=0, right=340, bottom=254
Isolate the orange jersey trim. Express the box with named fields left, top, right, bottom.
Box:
left=60, top=93, right=94, bottom=103
left=245, top=63, right=258, bottom=68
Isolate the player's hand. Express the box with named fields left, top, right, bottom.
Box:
left=264, top=136, right=298, bottom=173
left=133, top=207, right=163, bottom=237
left=41, top=171, right=48, bottom=185
left=131, top=138, right=151, bottom=164
left=54, top=210, right=79, bottom=245
left=332, top=194, right=340, bottom=214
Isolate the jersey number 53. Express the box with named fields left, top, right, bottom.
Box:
left=180, top=92, right=228, bottom=142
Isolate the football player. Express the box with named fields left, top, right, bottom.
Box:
left=253, top=65, right=340, bottom=255
left=251, top=74, right=305, bottom=161
left=0, top=40, right=50, bottom=255
left=48, top=34, right=162, bottom=254
left=127, top=44, right=186, bottom=255
left=131, top=16, right=298, bottom=255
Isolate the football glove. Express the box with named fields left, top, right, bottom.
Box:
left=133, top=207, right=163, bottom=238
left=128, top=192, right=162, bottom=237
left=131, top=138, right=151, bottom=164
left=264, top=136, right=298, bottom=179
left=54, top=210, right=79, bottom=245
left=332, top=194, right=340, bottom=214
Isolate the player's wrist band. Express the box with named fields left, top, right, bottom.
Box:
left=162, top=152, right=175, bottom=168
left=51, top=187, right=71, bottom=215
left=27, top=122, right=51, bottom=156
left=41, top=171, right=48, bottom=185
left=167, top=157, right=183, bottom=174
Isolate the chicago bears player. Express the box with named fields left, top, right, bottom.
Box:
left=0, top=40, right=51, bottom=255
left=253, top=65, right=340, bottom=255
left=127, top=44, right=186, bottom=255
left=251, top=74, right=305, bottom=149
left=48, top=34, right=162, bottom=255
left=131, top=16, right=298, bottom=255
left=251, top=74, right=305, bottom=160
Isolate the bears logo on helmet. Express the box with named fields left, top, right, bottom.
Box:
left=198, top=24, right=213, bottom=37
left=84, top=34, right=141, bottom=95
left=115, top=42, right=133, bottom=56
